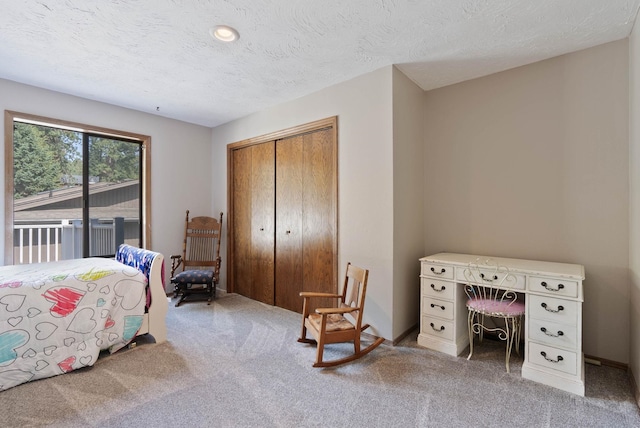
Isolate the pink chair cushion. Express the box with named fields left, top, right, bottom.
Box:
left=467, top=298, right=525, bottom=317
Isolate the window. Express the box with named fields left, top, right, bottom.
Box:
left=4, top=111, right=152, bottom=264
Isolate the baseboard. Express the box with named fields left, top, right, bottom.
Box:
left=360, top=324, right=419, bottom=346
left=630, top=366, right=640, bottom=409
left=392, top=324, right=419, bottom=345
left=584, top=354, right=628, bottom=370
left=361, top=330, right=392, bottom=346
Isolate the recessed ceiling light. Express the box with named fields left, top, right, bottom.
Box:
left=210, top=25, right=239, bottom=42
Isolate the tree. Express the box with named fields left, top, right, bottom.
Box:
left=13, top=123, right=61, bottom=198
left=13, top=123, right=141, bottom=198
left=89, top=137, right=140, bottom=183
left=42, top=127, right=82, bottom=179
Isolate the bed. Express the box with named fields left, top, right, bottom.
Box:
left=0, top=244, right=168, bottom=391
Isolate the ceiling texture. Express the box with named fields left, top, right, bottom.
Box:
left=1, top=0, right=640, bottom=128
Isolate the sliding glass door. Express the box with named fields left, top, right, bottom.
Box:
left=85, top=134, right=142, bottom=257
left=11, top=120, right=142, bottom=262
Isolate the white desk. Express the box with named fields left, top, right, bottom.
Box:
left=417, top=252, right=585, bottom=396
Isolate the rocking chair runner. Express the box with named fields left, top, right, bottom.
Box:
left=170, top=210, right=223, bottom=307
left=298, top=263, right=384, bottom=367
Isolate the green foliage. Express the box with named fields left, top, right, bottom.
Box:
left=89, top=137, right=140, bottom=183
left=13, top=122, right=141, bottom=199
left=44, top=127, right=82, bottom=178
left=13, top=123, right=62, bottom=198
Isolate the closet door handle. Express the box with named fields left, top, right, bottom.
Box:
left=286, top=230, right=291, bottom=234
left=259, top=227, right=264, bottom=231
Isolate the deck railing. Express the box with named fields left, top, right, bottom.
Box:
left=14, top=217, right=125, bottom=264
left=14, top=222, right=64, bottom=264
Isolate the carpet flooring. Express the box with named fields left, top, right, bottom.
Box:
left=2, top=291, right=639, bottom=427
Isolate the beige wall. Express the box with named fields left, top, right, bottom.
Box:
left=392, top=67, right=425, bottom=339
left=0, top=78, right=214, bottom=286
left=629, top=20, right=640, bottom=395
left=211, top=67, right=397, bottom=340
left=423, top=40, right=630, bottom=362
left=0, top=34, right=631, bottom=363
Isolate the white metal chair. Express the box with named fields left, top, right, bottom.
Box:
left=463, top=258, right=525, bottom=373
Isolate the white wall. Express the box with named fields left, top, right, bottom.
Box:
left=423, top=40, right=630, bottom=363
left=392, top=67, right=425, bottom=339
left=0, top=78, right=213, bottom=287
left=211, top=66, right=396, bottom=339
left=629, top=19, right=640, bottom=397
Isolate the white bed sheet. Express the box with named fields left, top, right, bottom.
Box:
left=0, top=257, right=146, bottom=391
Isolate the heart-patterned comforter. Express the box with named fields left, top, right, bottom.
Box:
left=0, top=257, right=146, bottom=391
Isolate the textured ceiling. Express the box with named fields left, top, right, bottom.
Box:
left=1, top=0, right=639, bottom=127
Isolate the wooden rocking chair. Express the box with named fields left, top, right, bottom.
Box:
left=298, top=262, right=384, bottom=367
left=170, top=210, right=223, bottom=307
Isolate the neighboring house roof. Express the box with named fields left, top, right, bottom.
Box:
left=13, top=180, right=139, bottom=222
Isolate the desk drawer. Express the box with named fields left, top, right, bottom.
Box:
left=455, top=267, right=525, bottom=291
left=529, top=276, right=579, bottom=298
left=421, top=315, right=454, bottom=341
left=423, top=296, right=454, bottom=320
left=527, top=294, right=582, bottom=325
left=421, top=262, right=454, bottom=280
left=528, top=295, right=579, bottom=325
left=529, top=318, right=577, bottom=350
left=528, top=342, right=578, bottom=376
left=421, top=278, right=454, bottom=300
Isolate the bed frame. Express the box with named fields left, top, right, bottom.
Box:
left=116, top=245, right=169, bottom=344
left=0, top=246, right=168, bottom=391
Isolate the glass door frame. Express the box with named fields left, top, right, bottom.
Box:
left=4, top=110, right=152, bottom=264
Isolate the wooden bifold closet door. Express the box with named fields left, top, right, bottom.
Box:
left=232, top=141, right=276, bottom=305
left=228, top=117, right=337, bottom=313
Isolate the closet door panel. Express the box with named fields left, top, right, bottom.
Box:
left=228, top=117, right=337, bottom=312
left=232, top=146, right=253, bottom=299
left=251, top=142, right=276, bottom=305
left=275, top=136, right=304, bottom=312
left=301, top=128, right=336, bottom=307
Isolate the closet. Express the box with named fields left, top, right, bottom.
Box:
left=228, top=117, right=338, bottom=313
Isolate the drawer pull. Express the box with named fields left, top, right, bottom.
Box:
left=540, top=281, right=564, bottom=292
left=540, top=351, right=564, bottom=363
left=430, top=283, right=446, bottom=292
left=540, top=327, right=564, bottom=337
left=430, top=303, right=445, bottom=311
left=430, top=267, right=446, bottom=275
left=541, top=302, right=564, bottom=313
left=480, top=273, right=498, bottom=282
left=430, top=322, right=445, bottom=332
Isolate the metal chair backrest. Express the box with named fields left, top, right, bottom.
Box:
left=462, top=258, right=520, bottom=312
